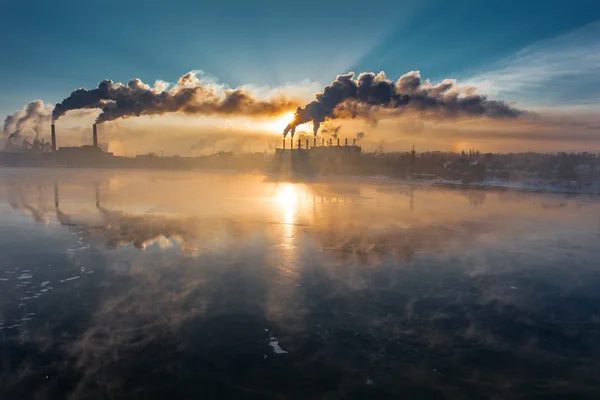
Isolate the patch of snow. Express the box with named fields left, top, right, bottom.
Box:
left=269, top=340, right=288, bottom=354
left=40, top=281, right=51, bottom=287
left=432, top=177, right=600, bottom=195
left=0, top=324, right=21, bottom=330
left=60, top=276, right=80, bottom=283
left=18, top=274, right=33, bottom=280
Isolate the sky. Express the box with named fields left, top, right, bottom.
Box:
left=1, top=0, right=600, bottom=153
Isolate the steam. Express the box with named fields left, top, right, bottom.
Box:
left=52, top=71, right=300, bottom=124
left=321, top=125, right=341, bottom=139
left=188, top=136, right=223, bottom=154
left=283, top=71, right=525, bottom=136
left=3, top=100, right=52, bottom=141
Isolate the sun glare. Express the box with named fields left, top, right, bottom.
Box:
left=274, top=183, right=299, bottom=224
left=275, top=183, right=297, bottom=207
left=265, top=112, right=295, bottom=134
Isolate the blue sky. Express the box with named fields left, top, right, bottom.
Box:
left=1, top=0, right=600, bottom=117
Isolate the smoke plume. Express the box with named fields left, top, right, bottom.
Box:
left=3, top=100, right=52, bottom=140
left=52, top=71, right=301, bottom=124
left=188, top=136, right=223, bottom=154
left=321, top=125, right=341, bottom=139
left=283, top=71, right=526, bottom=136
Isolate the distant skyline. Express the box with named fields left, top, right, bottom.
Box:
left=2, top=0, right=600, bottom=153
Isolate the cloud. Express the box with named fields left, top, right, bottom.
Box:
left=466, top=21, right=600, bottom=108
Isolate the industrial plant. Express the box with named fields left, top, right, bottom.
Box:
left=0, top=123, right=364, bottom=175
left=1, top=123, right=113, bottom=167
left=1, top=122, right=600, bottom=194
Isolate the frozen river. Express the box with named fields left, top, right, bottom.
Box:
left=0, top=168, right=599, bottom=398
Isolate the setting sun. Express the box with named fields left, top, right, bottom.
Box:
left=264, top=111, right=295, bottom=134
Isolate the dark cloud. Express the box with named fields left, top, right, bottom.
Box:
left=52, top=72, right=301, bottom=124
left=284, top=71, right=526, bottom=137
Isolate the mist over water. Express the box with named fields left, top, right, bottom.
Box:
left=0, top=169, right=599, bottom=398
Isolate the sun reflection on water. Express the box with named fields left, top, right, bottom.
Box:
left=275, top=183, right=299, bottom=225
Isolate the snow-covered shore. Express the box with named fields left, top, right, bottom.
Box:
left=431, top=178, right=600, bottom=195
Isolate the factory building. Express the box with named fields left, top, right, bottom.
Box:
left=271, top=137, right=363, bottom=176
left=275, top=137, right=362, bottom=161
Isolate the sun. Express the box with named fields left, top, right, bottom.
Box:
left=265, top=111, right=295, bottom=134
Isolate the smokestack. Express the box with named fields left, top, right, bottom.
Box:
left=345, top=138, right=348, bottom=146
left=337, top=138, right=340, bottom=146
left=353, top=138, right=356, bottom=146
left=314, top=137, right=316, bottom=148
left=51, top=124, right=56, bottom=152
left=283, top=137, right=286, bottom=150
left=322, top=138, right=324, bottom=146
left=298, top=138, right=301, bottom=149
left=93, top=124, right=98, bottom=148
left=306, top=139, right=309, bottom=149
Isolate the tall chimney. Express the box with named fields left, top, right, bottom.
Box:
left=298, top=138, right=301, bottom=149
left=51, top=123, right=56, bottom=152
left=353, top=138, right=356, bottom=146
left=337, top=138, right=340, bottom=146
left=314, top=137, right=317, bottom=148
left=345, top=138, right=348, bottom=146
left=283, top=137, right=286, bottom=150
left=306, top=139, right=309, bottom=149
left=322, top=138, right=325, bottom=146
left=93, top=124, right=98, bottom=148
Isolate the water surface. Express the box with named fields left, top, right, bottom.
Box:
left=1, top=168, right=599, bottom=399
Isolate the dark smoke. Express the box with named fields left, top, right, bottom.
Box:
left=283, top=71, right=525, bottom=136
left=52, top=71, right=300, bottom=124
left=356, top=131, right=365, bottom=140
